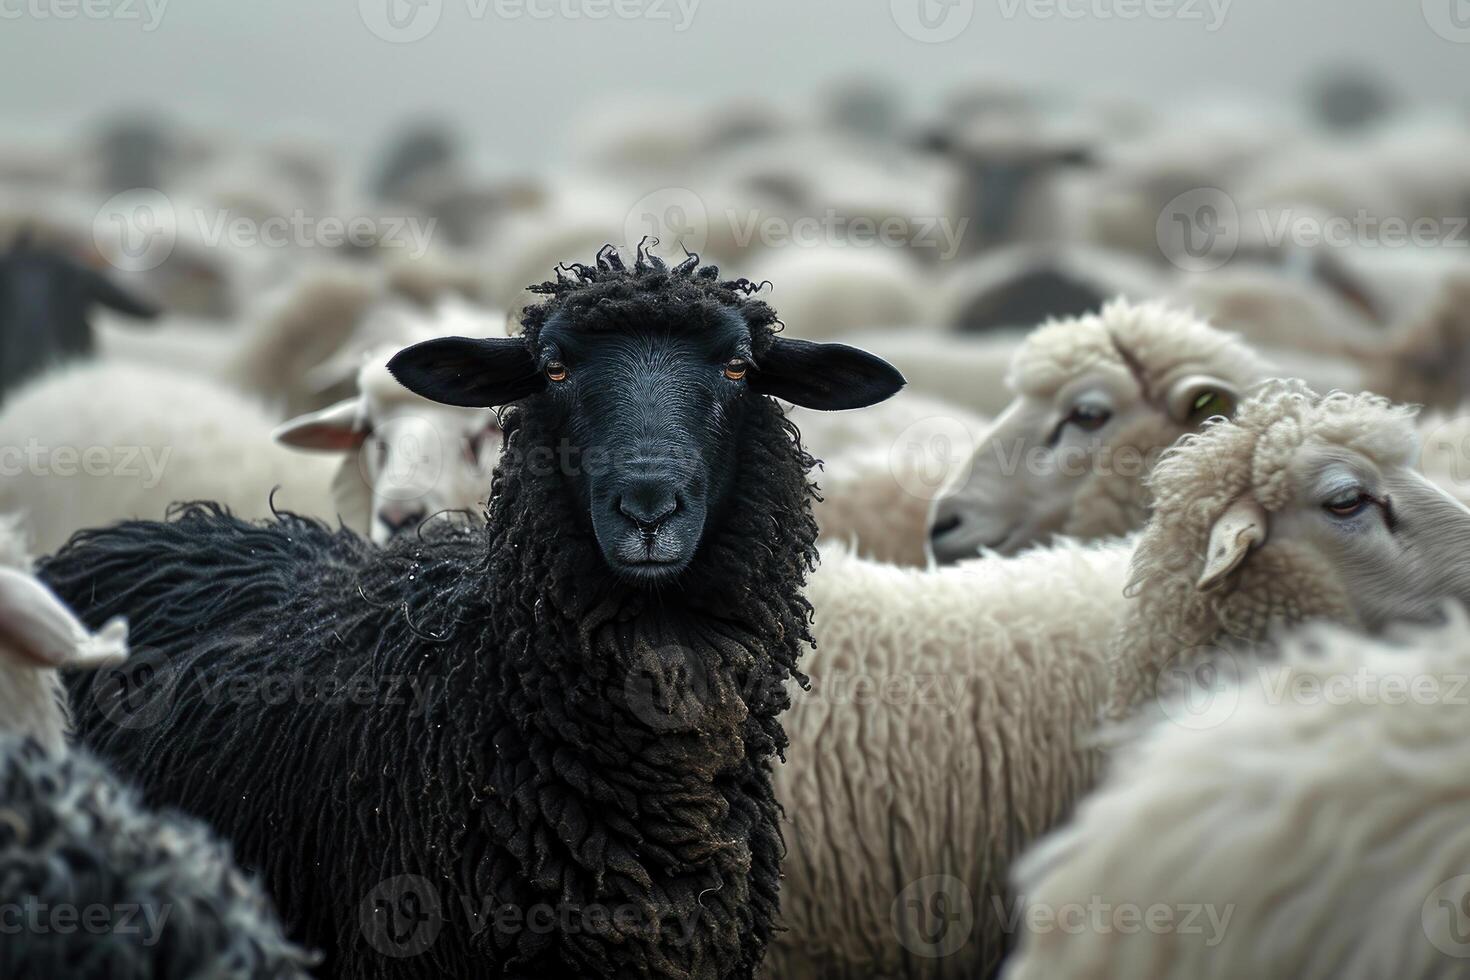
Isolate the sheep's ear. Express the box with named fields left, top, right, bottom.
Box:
left=83, top=269, right=160, bottom=320
left=1166, top=375, right=1240, bottom=429
left=750, top=338, right=905, bottom=411
left=0, top=568, right=129, bottom=670
left=273, top=398, right=366, bottom=452
left=1197, top=497, right=1268, bottom=591
left=388, top=336, right=545, bottom=408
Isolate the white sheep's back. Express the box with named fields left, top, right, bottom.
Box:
left=769, top=537, right=1133, bottom=979
left=0, top=361, right=340, bottom=555
left=1006, top=614, right=1470, bottom=980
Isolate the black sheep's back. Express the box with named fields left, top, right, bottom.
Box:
left=39, top=503, right=492, bottom=976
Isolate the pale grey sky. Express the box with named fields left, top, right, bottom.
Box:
left=0, top=0, right=1464, bottom=164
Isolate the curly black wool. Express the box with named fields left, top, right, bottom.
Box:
left=43, top=246, right=819, bottom=980
left=0, top=735, right=316, bottom=979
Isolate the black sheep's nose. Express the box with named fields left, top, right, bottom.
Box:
left=618, top=481, right=679, bottom=534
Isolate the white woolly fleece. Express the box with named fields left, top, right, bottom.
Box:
left=0, top=361, right=343, bottom=555
left=796, top=391, right=990, bottom=567
left=1007, top=612, right=1470, bottom=980
left=1108, top=381, right=1420, bottom=717
left=768, top=537, right=1134, bottom=979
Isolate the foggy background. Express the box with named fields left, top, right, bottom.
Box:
left=0, top=0, right=1463, bottom=164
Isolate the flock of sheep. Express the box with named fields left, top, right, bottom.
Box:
left=1, top=73, right=1470, bottom=978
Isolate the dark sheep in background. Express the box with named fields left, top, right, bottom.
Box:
left=0, top=735, right=317, bottom=980
left=44, top=244, right=904, bottom=979
left=0, top=237, right=158, bottom=400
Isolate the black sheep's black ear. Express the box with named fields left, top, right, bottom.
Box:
left=388, top=336, right=545, bottom=408
left=749, top=338, right=905, bottom=411
left=84, top=269, right=159, bottom=319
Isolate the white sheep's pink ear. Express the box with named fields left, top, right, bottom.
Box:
left=273, top=398, right=367, bottom=452
left=1197, top=497, right=1269, bottom=591
left=0, top=568, right=129, bottom=670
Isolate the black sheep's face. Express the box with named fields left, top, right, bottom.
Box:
left=389, top=302, right=904, bottom=585
left=0, top=246, right=158, bottom=365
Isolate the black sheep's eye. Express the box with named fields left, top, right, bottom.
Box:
left=1324, top=493, right=1371, bottom=517
left=545, top=360, right=569, bottom=383
left=724, top=358, right=749, bottom=381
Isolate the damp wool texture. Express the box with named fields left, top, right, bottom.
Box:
left=0, top=735, right=316, bottom=980
left=42, top=248, right=821, bottom=979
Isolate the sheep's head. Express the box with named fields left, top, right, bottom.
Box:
left=1110, top=381, right=1470, bottom=714
left=276, top=348, right=502, bottom=545
left=389, top=243, right=904, bottom=584
left=0, top=238, right=158, bottom=393
left=928, top=301, right=1264, bottom=563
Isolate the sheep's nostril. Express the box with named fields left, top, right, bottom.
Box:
left=930, top=513, right=963, bottom=540
left=617, top=482, right=680, bottom=534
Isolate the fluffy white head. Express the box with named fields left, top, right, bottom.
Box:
left=1111, top=382, right=1470, bottom=716
left=275, top=298, right=507, bottom=544
left=928, top=300, right=1266, bottom=563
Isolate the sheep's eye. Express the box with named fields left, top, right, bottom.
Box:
left=724, top=358, right=749, bottom=381
left=1065, top=405, right=1111, bottom=432
left=1188, top=390, right=1235, bottom=425
left=1324, top=493, right=1371, bottom=517
left=545, top=360, right=569, bottom=382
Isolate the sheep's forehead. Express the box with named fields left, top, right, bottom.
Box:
left=1008, top=301, right=1261, bottom=401
left=1008, top=320, right=1135, bottom=399
left=1221, top=390, right=1418, bottom=511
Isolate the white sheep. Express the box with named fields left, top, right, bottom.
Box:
left=0, top=513, right=127, bottom=752
left=0, top=360, right=342, bottom=555
left=769, top=535, right=1136, bottom=979
left=94, top=260, right=383, bottom=415
left=772, top=381, right=1470, bottom=979
left=275, top=298, right=506, bottom=543
left=791, top=392, right=990, bottom=566
left=1005, top=612, right=1470, bottom=980
left=745, top=246, right=936, bottom=340
left=928, top=301, right=1267, bottom=563
left=0, top=298, right=506, bottom=552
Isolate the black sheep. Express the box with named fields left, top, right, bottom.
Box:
left=43, top=243, right=904, bottom=979
left=0, top=237, right=158, bottom=401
